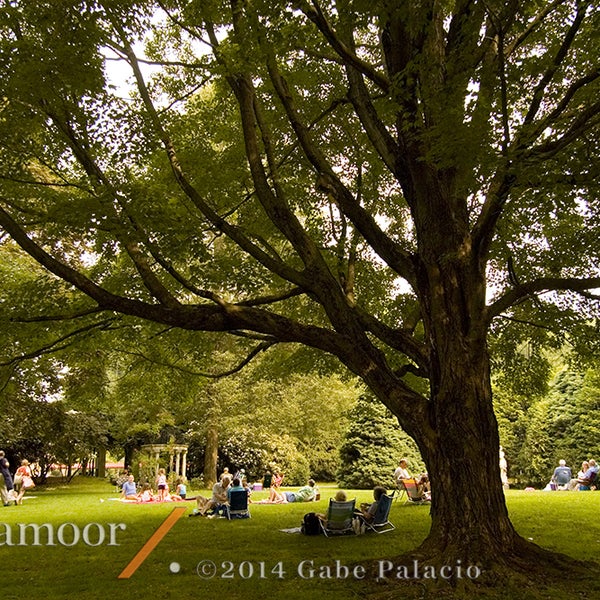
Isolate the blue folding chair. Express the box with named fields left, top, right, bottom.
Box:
left=364, top=492, right=395, bottom=534
left=225, top=489, right=251, bottom=519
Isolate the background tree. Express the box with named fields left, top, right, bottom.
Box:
left=544, top=369, right=585, bottom=471
left=495, top=353, right=600, bottom=487
left=517, top=366, right=600, bottom=484
left=337, top=393, right=422, bottom=489
left=1, top=0, right=600, bottom=584
left=219, top=370, right=359, bottom=480
left=571, top=367, right=600, bottom=459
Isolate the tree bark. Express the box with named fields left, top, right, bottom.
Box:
left=382, top=333, right=578, bottom=582
left=123, top=444, right=135, bottom=472
left=203, top=413, right=219, bottom=489
left=96, top=447, right=106, bottom=479
left=421, top=376, right=516, bottom=567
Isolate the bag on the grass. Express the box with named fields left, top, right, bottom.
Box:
left=301, top=512, right=321, bottom=535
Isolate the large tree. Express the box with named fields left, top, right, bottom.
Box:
left=1, top=0, right=600, bottom=584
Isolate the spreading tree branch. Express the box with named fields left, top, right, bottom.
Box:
left=244, top=10, right=416, bottom=285
left=107, top=28, right=310, bottom=292
left=487, top=276, right=600, bottom=322
left=504, top=0, right=567, bottom=57
left=9, top=307, right=105, bottom=322
left=522, top=0, right=590, bottom=127
left=39, top=103, right=181, bottom=308
left=298, top=0, right=390, bottom=92
left=0, top=318, right=118, bottom=367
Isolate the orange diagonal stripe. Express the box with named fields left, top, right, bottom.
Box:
left=118, top=506, right=187, bottom=579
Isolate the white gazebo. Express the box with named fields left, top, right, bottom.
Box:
left=141, top=444, right=188, bottom=478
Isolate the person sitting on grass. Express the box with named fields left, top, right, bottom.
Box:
left=316, top=490, right=348, bottom=523
left=395, top=459, right=430, bottom=499
left=242, top=478, right=253, bottom=502
left=393, top=459, right=410, bottom=484
left=333, top=490, right=347, bottom=502
left=175, top=478, right=187, bottom=499
left=568, top=459, right=599, bottom=490
left=256, top=471, right=284, bottom=503
left=137, top=482, right=155, bottom=502
left=195, top=475, right=231, bottom=516
left=551, top=459, right=572, bottom=489
left=271, top=471, right=284, bottom=489
left=567, top=459, right=598, bottom=490
left=120, top=474, right=138, bottom=501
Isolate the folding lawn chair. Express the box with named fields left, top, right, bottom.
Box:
left=319, top=498, right=356, bottom=537
left=225, top=489, right=251, bottom=519
left=364, top=491, right=395, bottom=534
left=578, top=470, right=598, bottom=491
left=401, top=478, right=430, bottom=505
left=395, top=479, right=407, bottom=502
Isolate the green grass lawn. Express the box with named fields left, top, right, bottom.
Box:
left=1, top=478, right=599, bottom=599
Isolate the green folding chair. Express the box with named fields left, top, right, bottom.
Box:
left=319, top=498, right=356, bottom=536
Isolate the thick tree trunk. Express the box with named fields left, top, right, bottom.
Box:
left=393, top=328, right=565, bottom=581
left=96, top=447, right=106, bottom=479
left=383, top=350, right=583, bottom=589
left=421, top=386, right=518, bottom=569
left=388, top=239, right=536, bottom=573
left=203, top=415, right=219, bottom=489
left=123, top=444, right=135, bottom=471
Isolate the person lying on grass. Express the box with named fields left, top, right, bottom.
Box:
left=256, top=479, right=319, bottom=504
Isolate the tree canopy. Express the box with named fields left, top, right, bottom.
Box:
left=1, top=0, right=600, bottom=586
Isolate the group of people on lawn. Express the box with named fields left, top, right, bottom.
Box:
left=0, top=451, right=36, bottom=506
left=393, top=454, right=600, bottom=495
left=193, top=471, right=253, bottom=517
left=193, top=468, right=391, bottom=525
left=192, top=468, right=320, bottom=516
left=119, top=469, right=188, bottom=503
left=548, top=458, right=599, bottom=491
left=118, top=462, right=390, bottom=528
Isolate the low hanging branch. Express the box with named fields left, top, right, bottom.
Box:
left=116, top=340, right=276, bottom=379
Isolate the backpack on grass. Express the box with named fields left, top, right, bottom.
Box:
left=301, top=512, right=321, bottom=535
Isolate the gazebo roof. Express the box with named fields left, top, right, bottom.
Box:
left=141, top=443, right=188, bottom=452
